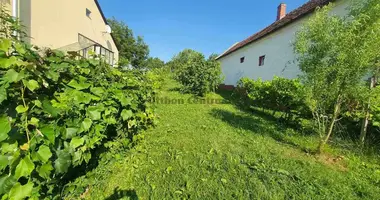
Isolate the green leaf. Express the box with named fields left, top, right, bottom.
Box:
left=0, top=57, right=26, bottom=69
left=90, top=87, right=105, bottom=97
left=54, top=150, right=71, bottom=174
left=65, top=128, right=78, bottom=139
left=37, top=162, right=53, bottom=179
left=0, top=85, right=7, bottom=104
left=0, top=155, right=8, bottom=171
left=80, top=118, right=92, bottom=132
left=4, top=69, right=25, bottom=83
left=0, top=38, right=11, bottom=52
left=0, top=116, right=11, bottom=142
left=70, top=137, right=85, bottom=149
left=29, top=117, right=39, bottom=126
left=40, top=125, right=55, bottom=144
left=25, top=80, right=40, bottom=92
left=121, top=110, right=133, bottom=121
left=45, top=70, right=59, bottom=81
left=0, top=175, right=16, bottom=195
left=15, top=105, right=28, bottom=114
left=33, top=100, right=42, bottom=108
left=67, top=79, right=91, bottom=90
left=37, top=145, right=52, bottom=163
left=15, top=156, right=35, bottom=180
left=8, top=182, right=33, bottom=200
left=87, top=107, right=101, bottom=121
left=42, top=99, right=59, bottom=117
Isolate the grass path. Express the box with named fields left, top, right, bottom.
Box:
left=82, top=80, right=380, bottom=200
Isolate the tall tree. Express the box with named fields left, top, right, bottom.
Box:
left=108, top=18, right=149, bottom=68
left=144, top=57, right=165, bottom=69
left=294, top=0, right=380, bottom=152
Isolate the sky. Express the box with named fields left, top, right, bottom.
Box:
left=98, top=0, right=308, bottom=62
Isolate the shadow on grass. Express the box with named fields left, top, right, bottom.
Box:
left=104, top=187, right=138, bottom=200
left=210, top=108, right=314, bottom=153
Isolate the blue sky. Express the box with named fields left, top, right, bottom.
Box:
left=98, top=0, right=308, bottom=62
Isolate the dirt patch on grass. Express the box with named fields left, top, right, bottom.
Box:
left=315, top=153, right=348, bottom=172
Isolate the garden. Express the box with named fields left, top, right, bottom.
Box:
left=0, top=0, right=380, bottom=199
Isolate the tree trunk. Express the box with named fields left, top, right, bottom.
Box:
left=359, top=77, right=375, bottom=145
left=318, top=95, right=342, bottom=153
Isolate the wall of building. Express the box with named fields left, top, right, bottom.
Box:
left=219, top=0, right=350, bottom=86
left=19, top=0, right=119, bottom=64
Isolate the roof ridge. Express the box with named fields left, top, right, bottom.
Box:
left=216, top=0, right=334, bottom=60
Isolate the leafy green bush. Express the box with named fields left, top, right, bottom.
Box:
left=0, top=38, right=156, bottom=199
left=236, top=76, right=310, bottom=118
left=171, top=50, right=223, bottom=96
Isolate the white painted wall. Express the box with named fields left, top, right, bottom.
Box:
left=219, top=0, right=350, bottom=86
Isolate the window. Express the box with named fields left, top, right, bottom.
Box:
left=86, top=8, right=92, bottom=18
left=240, top=57, right=245, bottom=63
left=259, top=55, right=265, bottom=66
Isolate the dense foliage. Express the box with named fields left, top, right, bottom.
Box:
left=144, top=57, right=165, bottom=70
left=107, top=18, right=150, bottom=68
left=236, top=77, right=310, bottom=119
left=170, top=49, right=223, bottom=96
left=0, top=37, right=156, bottom=199
left=294, top=0, right=380, bottom=151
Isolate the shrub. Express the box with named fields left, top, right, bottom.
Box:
left=0, top=38, right=156, bottom=199
left=236, top=76, right=310, bottom=118
left=172, top=50, right=223, bottom=96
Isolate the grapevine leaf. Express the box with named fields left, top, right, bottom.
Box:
left=67, top=79, right=91, bottom=90
left=15, top=105, right=28, bottom=114
left=42, top=99, right=59, bottom=117
left=0, top=115, right=11, bottom=142
left=45, top=70, right=59, bottom=81
left=37, top=145, right=52, bottom=163
left=0, top=57, right=27, bottom=69
left=8, top=182, right=33, bottom=200
left=14, top=43, right=26, bottom=55
left=29, top=117, right=39, bottom=126
left=87, top=107, right=101, bottom=121
left=0, top=155, right=8, bottom=171
left=70, top=137, right=85, bottom=149
left=80, top=118, right=92, bottom=132
left=25, top=80, right=40, bottom=92
left=40, top=125, right=55, bottom=144
left=4, top=69, right=25, bottom=83
left=54, top=150, right=71, bottom=174
left=65, top=128, right=78, bottom=139
left=15, top=156, right=35, bottom=180
left=0, top=175, right=16, bottom=195
left=121, top=110, right=133, bottom=121
left=33, top=100, right=42, bottom=108
left=0, top=38, right=11, bottom=52
left=37, top=162, right=53, bottom=179
left=90, top=87, right=105, bottom=97
left=0, top=85, right=7, bottom=104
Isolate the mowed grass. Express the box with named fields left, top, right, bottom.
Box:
left=79, top=79, right=380, bottom=200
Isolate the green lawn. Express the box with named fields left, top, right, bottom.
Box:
left=73, top=79, right=380, bottom=200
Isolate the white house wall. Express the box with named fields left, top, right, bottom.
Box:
left=220, top=0, right=350, bottom=86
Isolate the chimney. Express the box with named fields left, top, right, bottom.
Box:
left=277, top=3, right=287, bottom=21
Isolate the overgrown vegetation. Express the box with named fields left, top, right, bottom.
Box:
left=294, top=0, right=380, bottom=151
left=169, top=49, right=223, bottom=96
left=0, top=10, right=156, bottom=199
left=236, top=77, right=310, bottom=119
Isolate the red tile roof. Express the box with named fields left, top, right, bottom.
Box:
left=216, top=0, right=334, bottom=60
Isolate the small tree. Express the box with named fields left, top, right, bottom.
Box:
left=171, top=49, right=223, bottom=96
left=294, top=0, right=380, bottom=152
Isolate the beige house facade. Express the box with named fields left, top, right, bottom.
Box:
left=0, top=0, right=119, bottom=66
